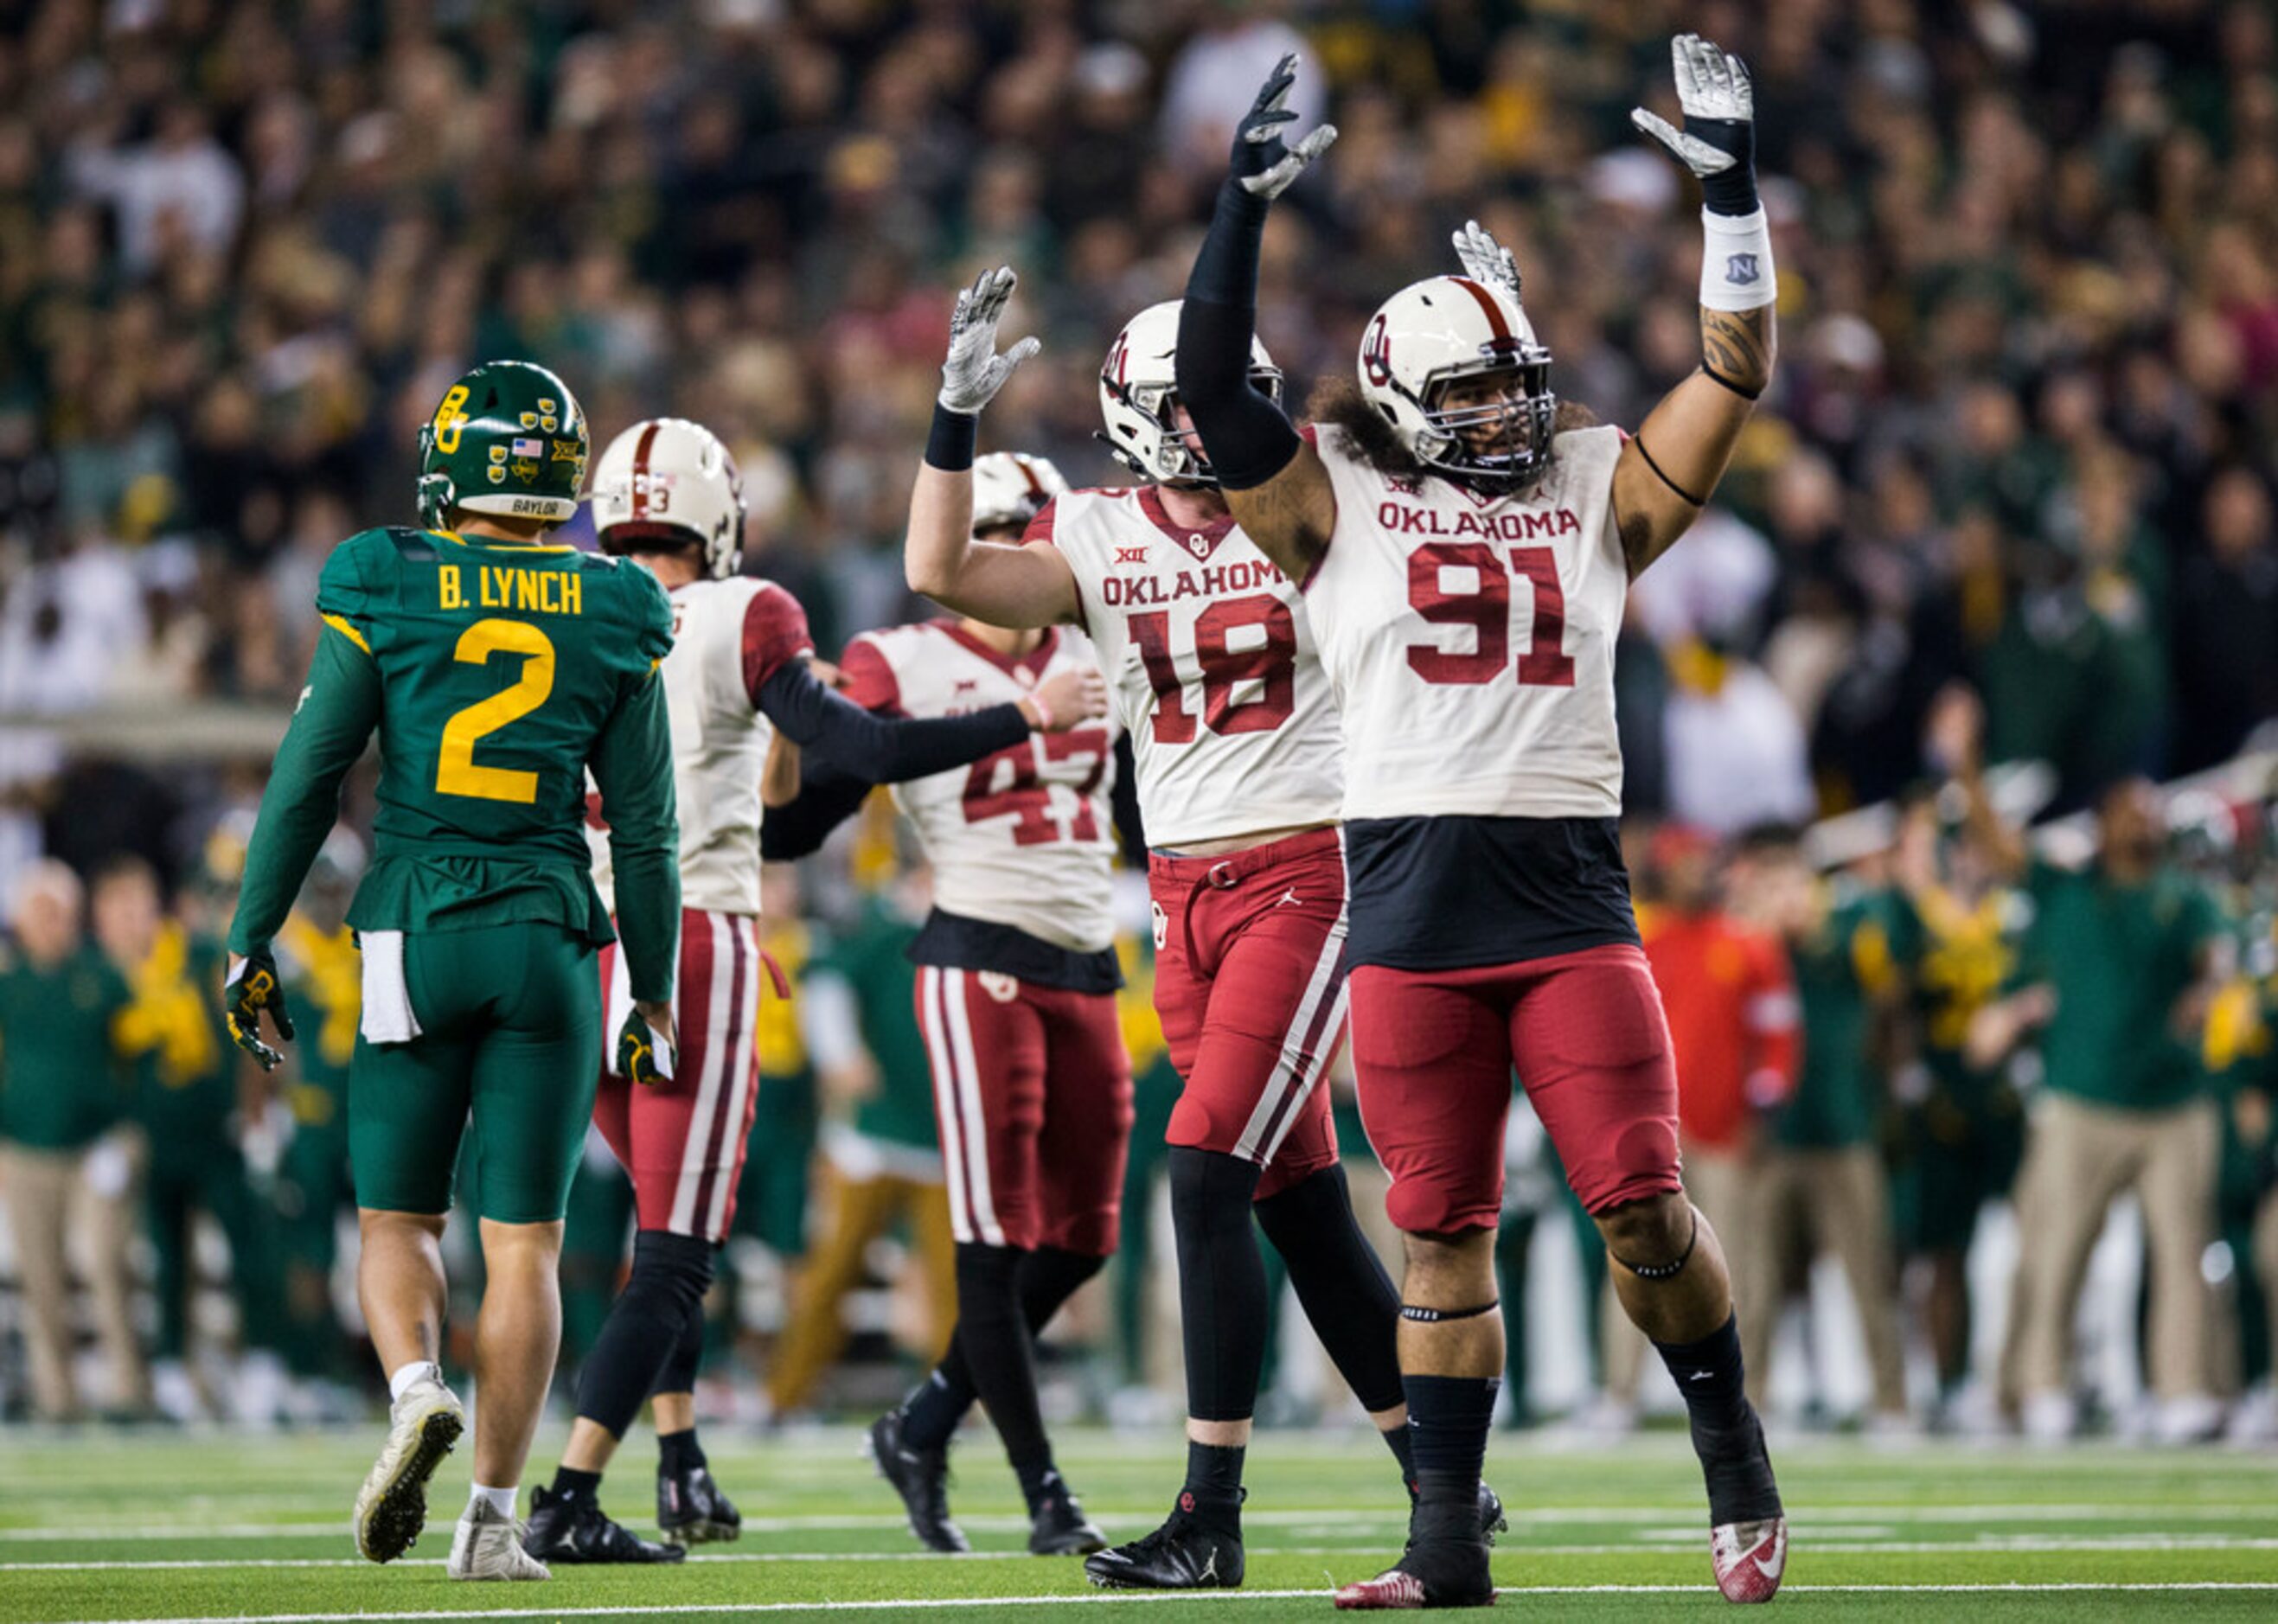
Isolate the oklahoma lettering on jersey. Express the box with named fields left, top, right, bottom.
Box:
left=591, top=576, right=811, bottom=917
left=838, top=621, right=1117, bottom=954
left=1029, top=486, right=1342, bottom=848
left=1302, top=425, right=1629, bottom=822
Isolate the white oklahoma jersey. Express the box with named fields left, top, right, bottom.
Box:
left=1027, top=485, right=1342, bottom=847
left=590, top=574, right=812, bottom=917
left=837, top=620, right=1117, bottom=952
left=1302, top=424, right=1628, bottom=820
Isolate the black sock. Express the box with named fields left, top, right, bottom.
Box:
left=946, top=1243, right=1057, bottom=1486
left=1017, top=1461, right=1065, bottom=1515
left=573, top=1231, right=713, bottom=1441
left=656, top=1276, right=708, bottom=1397
left=1653, top=1313, right=1781, bottom=1525
left=904, top=1246, right=1106, bottom=1446
left=1257, top=1165, right=1405, bottom=1415
left=1168, top=1148, right=1268, bottom=1425
left=657, top=1428, right=706, bottom=1478
left=1404, top=1375, right=1498, bottom=1540
left=1382, top=1420, right=1420, bottom=1496
left=1182, top=1440, right=1245, bottom=1526
left=550, top=1465, right=602, bottom=1504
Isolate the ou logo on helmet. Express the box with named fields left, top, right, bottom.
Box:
left=1362, top=314, right=1393, bottom=387
left=1102, top=330, right=1130, bottom=387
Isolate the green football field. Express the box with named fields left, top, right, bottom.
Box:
left=3, top=1427, right=2275, bottom=1621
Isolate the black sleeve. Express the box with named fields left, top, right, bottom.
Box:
left=1175, top=181, right=1302, bottom=492
left=758, top=761, right=877, bottom=862
left=757, top=661, right=1029, bottom=783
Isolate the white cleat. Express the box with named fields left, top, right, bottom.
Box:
left=1711, top=1516, right=1786, bottom=1603
left=448, top=1499, right=551, bottom=1581
left=352, top=1373, right=465, bottom=1563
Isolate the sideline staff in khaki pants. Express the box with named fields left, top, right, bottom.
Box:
left=0, top=860, right=149, bottom=1419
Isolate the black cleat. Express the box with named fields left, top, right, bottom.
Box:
left=1477, top=1481, right=1508, bottom=1543
left=867, top=1410, right=969, bottom=1554
left=1333, top=1534, right=1497, bottom=1609
left=656, top=1463, right=741, bottom=1547
left=522, top=1486, right=686, bottom=1564
left=1085, top=1494, right=1244, bottom=1589
left=1027, top=1480, right=1107, bottom=1556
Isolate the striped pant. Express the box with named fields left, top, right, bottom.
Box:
left=915, top=966, right=1133, bottom=1256
left=597, top=906, right=765, bottom=1243
left=1145, top=828, right=1349, bottom=1200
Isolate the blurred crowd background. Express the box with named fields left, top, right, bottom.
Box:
left=4, top=0, right=2278, bottom=1444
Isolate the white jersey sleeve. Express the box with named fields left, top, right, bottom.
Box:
left=840, top=621, right=1117, bottom=953
left=590, top=575, right=809, bottom=917
left=1302, top=425, right=1629, bottom=820
left=1034, top=487, right=1342, bottom=848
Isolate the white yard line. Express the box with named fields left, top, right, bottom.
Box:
left=35, top=1581, right=2278, bottom=1624
left=10, top=1534, right=2278, bottom=1571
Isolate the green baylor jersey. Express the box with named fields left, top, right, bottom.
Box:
left=232, top=524, right=681, bottom=1002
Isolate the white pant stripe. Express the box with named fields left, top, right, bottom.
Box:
left=1232, top=898, right=1349, bottom=1163
left=941, top=969, right=1005, bottom=1246
left=701, top=916, right=763, bottom=1241
left=919, top=969, right=974, bottom=1243
left=667, top=912, right=734, bottom=1235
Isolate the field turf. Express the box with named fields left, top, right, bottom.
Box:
left=3, top=1426, right=2275, bottom=1621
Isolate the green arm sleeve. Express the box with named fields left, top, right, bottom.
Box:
left=591, top=664, right=681, bottom=1005
left=228, top=625, right=381, bottom=956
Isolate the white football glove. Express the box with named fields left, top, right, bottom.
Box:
left=937, top=265, right=1040, bottom=416
left=1232, top=54, right=1338, bottom=201
left=1451, top=219, right=1521, bottom=302
left=1630, top=33, right=1756, bottom=187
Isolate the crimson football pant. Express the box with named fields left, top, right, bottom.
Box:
left=1148, top=830, right=1403, bottom=1426
left=912, top=967, right=1132, bottom=1493
left=582, top=908, right=770, bottom=1448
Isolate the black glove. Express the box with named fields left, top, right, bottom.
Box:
left=223, top=949, right=295, bottom=1071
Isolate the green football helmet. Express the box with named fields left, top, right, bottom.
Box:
left=415, top=359, right=589, bottom=532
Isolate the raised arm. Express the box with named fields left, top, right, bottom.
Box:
left=1174, top=56, right=1340, bottom=583
left=904, top=266, right=1082, bottom=627
left=1613, top=35, right=1778, bottom=578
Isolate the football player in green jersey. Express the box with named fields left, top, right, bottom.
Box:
left=222, top=360, right=681, bottom=1582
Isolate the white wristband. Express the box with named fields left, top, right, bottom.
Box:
left=1699, top=207, right=1776, bottom=313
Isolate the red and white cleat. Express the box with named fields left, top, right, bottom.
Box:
left=1712, top=1516, right=1787, bottom=1603
left=1333, top=1569, right=1430, bottom=1610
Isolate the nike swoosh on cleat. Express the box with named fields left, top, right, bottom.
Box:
left=1751, top=1539, right=1784, bottom=1582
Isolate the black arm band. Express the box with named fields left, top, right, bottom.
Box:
left=1177, top=181, right=1302, bottom=492
left=1700, top=364, right=1763, bottom=402
left=1400, top=1300, right=1500, bottom=1324
left=759, top=762, right=875, bottom=860
left=1635, top=436, right=1705, bottom=508
left=758, top=663, right=1028, bottom=781
left=925, top=403, right=977, bottom=472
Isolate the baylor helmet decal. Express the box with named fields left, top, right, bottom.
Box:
left=416, top=360, right=587, bottom=531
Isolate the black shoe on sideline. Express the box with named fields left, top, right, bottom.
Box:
left=656, top=1462, right=742, bottom=1546
left=1332, top=1534, right=1496, bottom=1609
left=1085, top=1495, right=1244, bottom=1589
left=522, top=1486, right=686, bottom=1564
left=867, top=1410, right=969, bottom=1554
left=1028, top=1481, right=1107, bottom=1556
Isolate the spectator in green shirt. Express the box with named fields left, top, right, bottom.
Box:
left=1968, top=772, right=2231, bottom=1442
left=1733, top=829, right=1913, bottom=1428
left=0, top=860, right=148, bottom=1419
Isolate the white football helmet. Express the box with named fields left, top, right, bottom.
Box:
left=971, top=451, right=1068, bottom=536
left=1357, top=276, right=1557, bottom=490
left=592, top=417, right=745, bottom=579
left=1097, top=300, right=1281, bottom=485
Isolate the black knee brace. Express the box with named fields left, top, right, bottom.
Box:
left=1168, top=1146, right=1268, bottom=1423
left=574, top=1229, right=715, bottom=1437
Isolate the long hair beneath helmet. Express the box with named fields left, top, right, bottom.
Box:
left=1305, top=377, right=1602, bottom=485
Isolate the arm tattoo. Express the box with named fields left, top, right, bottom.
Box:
left=1700, top=306, right=1774, bottom=393
left=1230, top=476, right=1330, bottom=581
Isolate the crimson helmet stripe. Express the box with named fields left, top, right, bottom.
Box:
left=1014, top=458, right=1046, bottom=498
left=629, top=420, right=662, bottom=521
left=1445, top=276, right=1518, bottom=348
